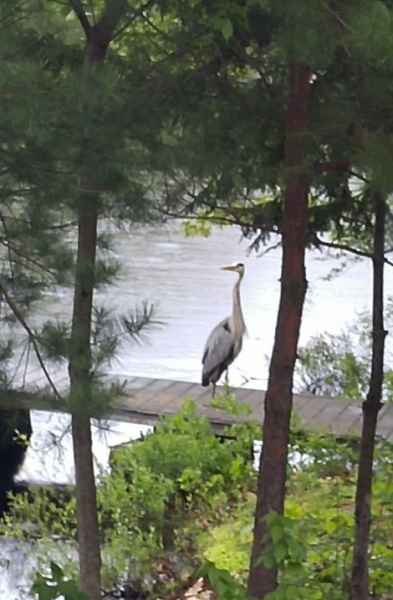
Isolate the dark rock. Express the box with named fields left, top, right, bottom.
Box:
left=0, top=409, right=32, bottom=514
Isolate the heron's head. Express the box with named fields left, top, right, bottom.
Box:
left=221, top=262, right=245, bottom=277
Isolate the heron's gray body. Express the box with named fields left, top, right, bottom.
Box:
left=201, top=263, right=246, bottom=395
left=202, top=317, right=243, bottom=386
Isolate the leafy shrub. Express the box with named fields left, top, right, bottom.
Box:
left=32, top=561, right=87, bottom=600
left=200, top=434, right=393, bottom=600
left=1, top=400, right=255, bottom=594
left=3, top=398, right=392, bottom=599
left=98, top=400, right=255, bottom=587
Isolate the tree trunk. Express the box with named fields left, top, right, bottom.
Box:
left=247, top=62, right=311, bottom=599
left=68, top=12, right=122, bottom=598
left=350, top=192, right=386, bottom=600
left=69, top=197, right=101, bottom=600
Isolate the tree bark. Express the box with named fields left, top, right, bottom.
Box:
left=247, top=62, right=311, bottom=599
left=350, top=192, right=386, bottom=600
left=69, top=197, right=101, bottom=600
left=68, top=6, right=125, bottom=598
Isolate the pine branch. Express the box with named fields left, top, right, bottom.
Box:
left=321, top=1, right=353, bottom=33
left=0, top=214, right=77, bottom=231
left=86, top=0, right=96, bottom=24
left=113, top=0, right=157, bottom=40
left=313, top=235, right=393, bottom=267
left=0, top=282, right=63, bottom=401
left=99, top=0, right=128, bottom=36
left=258, top=240, right=282, bottom=257
left=0, top=238, right=58, bottom=279
left=348, top=170, right=370, bottom=184
left=0, top=2, right=27, bottom=27
left=137, top=12, right=172, bottom=45
left=69, top=0, right=91, bottom=36
left=0, top=212, right=15, bottom=281
left=121, top=302, right=162, bottom=341
left=314, top=159, right=351, bottom=174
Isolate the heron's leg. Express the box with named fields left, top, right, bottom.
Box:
left=223, top=369, right=232, bottom=396
left=212, top=382, right=216, bottom=398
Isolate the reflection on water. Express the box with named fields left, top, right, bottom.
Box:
left=0, top=540, right=35, bottom=600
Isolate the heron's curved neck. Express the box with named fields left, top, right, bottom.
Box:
left=232, top=273, right=245, bottom=336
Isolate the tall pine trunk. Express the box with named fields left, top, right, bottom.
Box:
left=247, top=62, right=311, bottom=598
left=350, top=192, right=386, bottom=600
left=69, top=197, right=101, bottom=599
left=68, top=10, right=124, bottom=597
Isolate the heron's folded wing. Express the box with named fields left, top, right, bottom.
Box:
left=202, top=319, right=234, bottom=374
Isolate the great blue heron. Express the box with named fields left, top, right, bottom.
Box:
left=201, top=262, right=246, bottom=396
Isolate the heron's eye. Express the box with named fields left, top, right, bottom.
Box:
left=237, top=263, right=244, bottom=268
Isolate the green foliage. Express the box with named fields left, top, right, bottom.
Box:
left=269, top=0, right=337, bottom=67
left=297, top=303, right=393, bottom=401
left=99, top=402, right=255, bottom=588
left=121, top=302, right=161, bottom=343
left=37, top=321, right=70, bottom=364
left=200, top=433, right=393, bottom=600
left=98, top=401, right=255, bottom=587
left=4, top=2, right=393, bottom=597
left=2, top=402, right=254, bottom=593
left=0, top=339, right=14, bottom=388
left=182, top=219, right=213, bottom=238
left=3, top=405, right=393, bottom=598
left=119, top=400, right=254, bottom=492
left=198, top=561, right=248, bottom=600
left=262, top=512, right=307, bottom=570
left=0, top=0, right=183, bottom=393
left=32, top=561, right=87, bottom=600
left=297, top=331, right=370, bottom=400
left=34, top=302, right=159, bottom=382
left=201, top=497, right=253, bottom=576
left=211, top=387, right=252, bottom=416
left=0, top=486, right=77, bottom=543
left=99, top=448, right=173, bottom=583
left=349, top=1, right=393, bottom=68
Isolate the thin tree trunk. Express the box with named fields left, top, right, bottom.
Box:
left=68, top=7, right=125, bottom=597
left=69, top=197, right=101, bottom=600
left=350, top=192, right=386, bottom=600
left=247, top=62, right=311, bottom=599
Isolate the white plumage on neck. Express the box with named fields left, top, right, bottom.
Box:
left=230, top=272, right=246, bottom=343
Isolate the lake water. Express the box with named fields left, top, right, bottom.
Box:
left=19, top=222, right=388, bottom=483
left=3, top=222, right=392, bottom=598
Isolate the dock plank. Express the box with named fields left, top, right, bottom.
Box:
left=0, top=376, right=392, bottom=440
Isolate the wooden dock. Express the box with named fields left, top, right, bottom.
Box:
left=1, top=376, right=393, bottom=441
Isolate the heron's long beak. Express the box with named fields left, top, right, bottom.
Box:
left=221, top=265, right=237, bottom=272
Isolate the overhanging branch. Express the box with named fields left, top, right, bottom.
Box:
left=0, top=282, right=63, bottom=401
left=113, top=0, right=156, bottom=40
left=69, top=0, right=91, bottom=36
left=313, top=234, right=393, bottom=267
